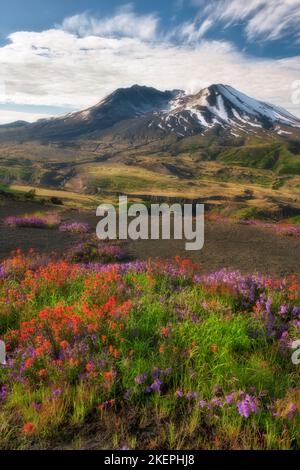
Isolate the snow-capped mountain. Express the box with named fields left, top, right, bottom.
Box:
left=146, top=84, right=300, bottom=139
left=1, top=84, right=300, bottom=142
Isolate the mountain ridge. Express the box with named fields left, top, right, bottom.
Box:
left=1, top=84, right=300, bottom=143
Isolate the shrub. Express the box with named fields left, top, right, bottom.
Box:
left=59, top=222, right=90, bottom=234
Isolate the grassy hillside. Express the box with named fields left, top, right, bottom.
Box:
left=0, top=136, right=300, bottom=220
left=218, top=143, right=300, bottom=175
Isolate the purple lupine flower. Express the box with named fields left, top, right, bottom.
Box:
left=0, top=264, right=7, bottom=280
left=0, top=386, right=7, bottom=401
left=152, top=367, right=161, bottom=379
left=186, top=391, right=198, bottom=401
left=279, top=305, right=289, bottom=317
left=265, top=298, right=273, bottom=315
left=192, top=314, right=200, bottom=323
left=237, top=219, right=300, bottom=238
left=32, top=402, right=42, bottom=411
left=198, top=400, right=207, bottom=408
left=292, top=307, right=300, bottom=318
left=196, top=269, right=266, bottom=307
left=225, top=393, right=235, bottom=404
left=279, top=330, right=290, bottom=351
left=237, top=401, right=251, bottom=418
left=5, top=216, right=50, bottom=229
left=83, top=260, right=147, bottom=275
left=51, top=388, right=62, bottom=398
left=100, top=245, right=127, bottom=261
left=150, top=379, right=162, bottom=393
left=237, top=395, right=258, bottom=418
left=291, top=320, right=300, bottom=329
left=211, top=397, right=223, bottom=408
left=59, top=222, right=90, bottom=234
left=134, top=373, right=148, bottom=385
left=175, top=389, right=184, bottom=398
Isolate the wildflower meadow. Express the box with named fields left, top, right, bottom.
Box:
left=0, top=250, right=299, bottom=450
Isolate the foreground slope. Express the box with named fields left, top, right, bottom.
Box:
left=0, top=252, right=299, bottom=449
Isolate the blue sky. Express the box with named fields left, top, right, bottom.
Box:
left=0, top=0, right=299, bottom=123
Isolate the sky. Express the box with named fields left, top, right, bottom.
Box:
left=0, top=0, right=300, bottom=124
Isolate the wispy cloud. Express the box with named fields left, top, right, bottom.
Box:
left=173, top=18, right=213, bottom=43
left=59, top=4, right=159, bottom=41
left=191, top=0, right=300, bottom=42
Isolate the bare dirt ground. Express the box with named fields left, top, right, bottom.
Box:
left=0, top=199, right=79, bottom=259
left=0, top=197, right=299, bottom=277
left=127, top=222, right=300, bottom=277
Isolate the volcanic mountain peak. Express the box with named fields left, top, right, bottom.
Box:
left=92, top=84, right=181, bottom=115
left=168, top=84, right=300, bottom=127
left=1, top=83, right=300, bottom=142
left=148, top=83, right=300, bottom=139
left=59, top=84, right=183, bottom=128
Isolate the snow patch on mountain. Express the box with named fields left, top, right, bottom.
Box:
left=155, top=83, right=300, bottom=136
left=217, top=85, right=300, bottom=127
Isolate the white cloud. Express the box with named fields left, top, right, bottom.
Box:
left=0, top=109, right=55, bottom=124
left=245, top=0, right=300, bottom=41
left=191, top=0, right=300, bottom=42
left=59, top=5, right=159, bottom=41
left=0, top=6, right=300, bottom=124
left=173, top=18, right=213, bottom=43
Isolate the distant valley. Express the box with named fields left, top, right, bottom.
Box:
left=0, top=84, right=300, bottom=220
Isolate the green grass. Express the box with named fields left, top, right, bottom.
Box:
left=218, top=143, right=300, bottom=176
left=87, top=174, right=169, bottom=193
left=1, top=137, right=300, bottom=224
left=286, top=215, right=300, bottom=225
left=232, top=206, right=266, bottom=220
left=0, top=254, right=299, bottom=450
